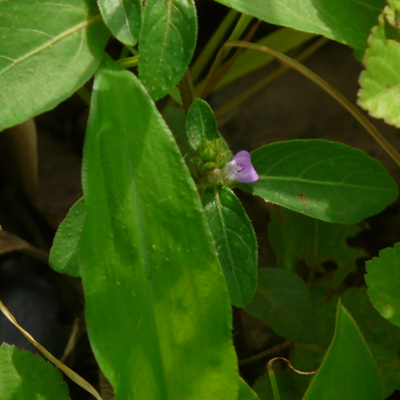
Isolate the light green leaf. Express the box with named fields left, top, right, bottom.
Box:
left=0, top=344, right=70, bottom=400
left=213, top=0, right=385, bottom=51
left=253, top=371, right=301, bottom=400
left=79, top=58, right=238, bottom=400
left=244, top=268, right=316, bottom=343
left=239, top=140, right=398, bottom=224
left=49, top=197, right=85, bottom=278
left=302, top=303, right=383, bottom=400
left=203, top=186, right=258, bottom=307
left=366, top=242, right=400, bottom=327
left=0, top=0, right=109, bottom=132
left=139, top=0, right=197, bottom=100
left=358, top=0, right=400, bottom=127
left=238, top=377, right=260, bottom=400
left=98, top=0, right=142, bottom=46
left=186, top=99, right=220, bottom=151
left=268, top=207, right=366, bottom=287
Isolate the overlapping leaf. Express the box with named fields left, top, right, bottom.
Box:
left=203, top=186, right=258, bottom=307
left=239, top=140, right=398, bottom=224
left=0, top=344, right=70, bottom=400
left=0, top=0, right=109, bottom=131
left=139, top=0, right=197, bottom=100
left=213, top=0, right=385, bottom=52
left=252, top=371, right=301, bottom=400
left=238, top=377, right=261, bottom=400
left=358, top=0, right=400, bottom=127
left=79, top=58, right=238, bottom=400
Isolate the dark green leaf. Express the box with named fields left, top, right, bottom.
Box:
left=98, top=0, right=142, bottom=46
left=302, top=303, right=383, bottom=400
left=203, top=186, right=258, bottom=307
left=186, top=99, right=220, bottom=151
left=244, top=268, right=316, bottom=343
left=268, top=207, right=366, bottom=287
left=238, top=377, right=260, bottom=400
left=253, top=371, right=301, bottom=400
left=49, top=197, right=85, bottom=278
left=0, top=344, right=70, bottom=400
left=139, top=0, right=197, bottom=100
left=366, top=242, right=400, bottom=327
left=240, top=140, right=398, bottom=224
left=79, top=58, right=238, bottom=399
left=358, top=0, right=400, bottom=127
left=0, top=0, right=109, bottom=132
left=213, top=0, right=385, bottom=51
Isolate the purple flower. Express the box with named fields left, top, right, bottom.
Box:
left=223, top=150, right=259, bottom=184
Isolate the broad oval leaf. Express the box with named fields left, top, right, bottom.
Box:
left=186, top=99, right=220, bottom=151
left=139, top=0, right=197, bottom=100
left=358, top=1, right=400, bottom=127
left=49, top=197, right=85, bottom=278
left=98, top=0, right=142, bottom=46
left=239, top=140, right=398, bottom=224
left=0, top=0, right=109, bottom=132
left=203, top=186, right=258, bottom=307
left=0, top=344, right=70, bottom=400
left=302, top=303, right=383, bottom=400
left=366, top=242, right=400, bottom=327
left=244, top=268, right=316, bottom=343
left=79, top=58, right=238, bottom=400
left=214, top=0, right=385, bottom=52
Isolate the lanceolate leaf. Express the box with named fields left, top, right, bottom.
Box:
left=244, top=268, right=316, bottom=343
left=79, top=58, right=238, bottom=400
left=139, top=0, right=197, bottom=100
left=203, top=186, right=258, bottom=307
left=358, top=0, right=400, bottom=127
left=252, top=371, right=301, bottom=400
left=366, top=242, right=400, bottom=328
left=0, top=0, right=109, bottom=132
left=302, top=303, right=383, bottom=400
left=238, top=377, right=260, bottom=400
left=213, top=0, right=385, bottom=52
left=98, top=0, right=143, bottom=46
left=239, top=140, right=398, bottom=224
left=49, top=197, right=85, bottom=278
left=0, top=344, right=70, bottom=400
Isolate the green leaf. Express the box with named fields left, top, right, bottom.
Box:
left=49, top=197, right=85, bottom=278
left=138, top=0, right=197, bottom=100
left=98, top=0, right=142, bottom=46
left=268, top=207, right=366, bottom=287
left=0, top=0, right=109, bottom=132
left=253, top=371, right=301, bottom=400
left=302, top=303, right=383, bottom=400
left=186, top=99, right=220, bottom=151
left=244, top=268, right=316, bottom=343
left=0, top=344, right=70, bottom=400
left=203, top=186, right=258, bottom=307
left=366, top=242, right=400, bottom=327
left=358, top=0, right=400, bottom=127
left=79, top=58, right=238, bottom=400
left=240, top=140, right=398, bottom=224
left=238, top=377, right=261, bottom=400
left=213, top=0, right=385, bottom=51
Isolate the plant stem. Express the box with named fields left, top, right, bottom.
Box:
left=239, top=340, right=291, bottom=366
left=117, top=55, right=139, bottom=69
left=178, top=69, right=196, bottom=114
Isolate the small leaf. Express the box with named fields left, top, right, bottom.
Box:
left=139, top=0, right=197, bottom=100
left=268, top=207, right=366, bottom=287
left=49, top=197, right=85, bottom=278
left=366, top=242, right=400, bottom=327
left=186, top=99, right=220, bottom=151
left=0, top=0, right=109, bottom=131
left=302, top=303, right=383, bottom=400
left=203, top=186, right=258, bottom=307
left=238, top=377, right=261, bottom=400
left=253, top=371, right=301, bottom=400
left=244, top=268, right=316, bottom=343
left=358, top=0, right=400, bottom=127
left=0, top=344, right=70, bottom=400
left=240, top=140, right=398, bottom=224
left=98, top=0, right=143, bottom=46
